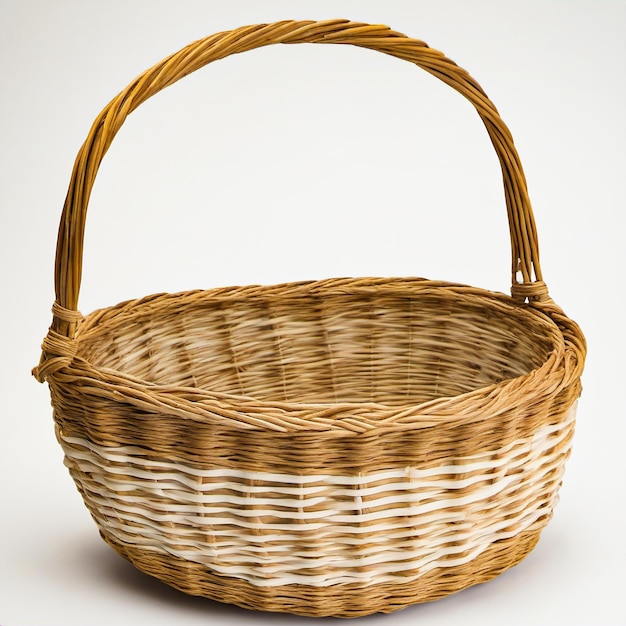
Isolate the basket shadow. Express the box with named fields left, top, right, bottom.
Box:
left=73, top=531, right=548, bottom=622
left=81, top=538, right=349, bottom=623
left=77, top=527, right=561, bottom=621
left=79, top=535, right=515, bottom=622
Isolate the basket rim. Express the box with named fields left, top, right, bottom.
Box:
left=63, top=277, right=573, bottom=434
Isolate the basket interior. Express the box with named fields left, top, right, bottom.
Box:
left=76, top=290, right=558, bottom=406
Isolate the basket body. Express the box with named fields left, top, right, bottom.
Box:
left=35, top=20, right=586, bottom=618
left=48, top=279, right=582, bottom=617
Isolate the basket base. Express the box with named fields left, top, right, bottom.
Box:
left=102, top=528, right=541, bottom=618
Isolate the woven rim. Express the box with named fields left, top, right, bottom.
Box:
left=54, top=278, right=573, bottom=433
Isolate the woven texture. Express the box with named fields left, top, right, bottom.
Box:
left=35, top=20, right=586, bottom=618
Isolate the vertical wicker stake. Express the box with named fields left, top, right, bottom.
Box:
left=34, top=20, right=586, bottom=617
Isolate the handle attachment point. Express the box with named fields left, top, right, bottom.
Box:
left=511, top=280, right=550, bottom=303
left=33, top=303, right=83, bottom=382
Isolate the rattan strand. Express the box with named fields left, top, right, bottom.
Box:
left=34, top=19, right=586, bottom=618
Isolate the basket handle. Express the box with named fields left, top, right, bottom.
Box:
left=50, top=19, right=548, bottom=338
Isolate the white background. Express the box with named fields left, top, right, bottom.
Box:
left=1, top=1, right=625, bottom=624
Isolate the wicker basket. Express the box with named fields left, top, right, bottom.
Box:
left=34, top=20, right=586, bottom=618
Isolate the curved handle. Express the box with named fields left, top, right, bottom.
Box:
left=51, top=19, right=547, bottom=338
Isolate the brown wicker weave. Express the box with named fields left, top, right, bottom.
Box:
left=34, top=19, right=586, bottom=618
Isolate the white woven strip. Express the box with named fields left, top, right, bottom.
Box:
left=60, top=405, right=575, bottom=587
